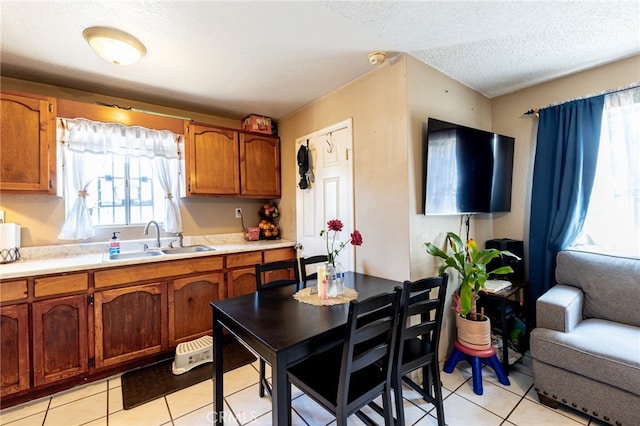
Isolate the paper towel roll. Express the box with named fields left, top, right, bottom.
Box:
left=0, top=223, right=21, bottom=250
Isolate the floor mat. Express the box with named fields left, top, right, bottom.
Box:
left=121, top=336, right=256, bottom=410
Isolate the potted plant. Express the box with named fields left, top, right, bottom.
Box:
left=426, top=232, right=519, bottom=349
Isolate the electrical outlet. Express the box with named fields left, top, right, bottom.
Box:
left=235, top=208, right=242, bottom=218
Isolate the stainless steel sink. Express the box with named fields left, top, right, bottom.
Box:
left=161, top=245, right=214, bottom=255
left=107, top=250, right=163, bottom=261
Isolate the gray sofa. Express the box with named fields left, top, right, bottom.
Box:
left=530, top=249, right=640, bottom=426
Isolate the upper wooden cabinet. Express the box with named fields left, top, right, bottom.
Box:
left=240, top=133, right=281, bottom=198
left=0, top=90, right=56, bottom=194
left=184, top=122, right=280, bottom=198
left=185, top=123, right=240, bottom=196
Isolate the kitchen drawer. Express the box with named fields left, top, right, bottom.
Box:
left=94, top=255, right=223, bottom=289
left=0, top=279, right=28, bottom=302
left=263, top=247, right=295, bottom=263
left=34, top=273, right=88, bottom=298
left=226, top=251, right=262, bottom=269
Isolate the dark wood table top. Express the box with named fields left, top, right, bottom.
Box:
left=212, top=271, right=403, bottom=359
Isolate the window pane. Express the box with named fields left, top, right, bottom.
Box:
left=86, top=154, right=164, bottom=227
left=92, top=154, right=125, bottom=226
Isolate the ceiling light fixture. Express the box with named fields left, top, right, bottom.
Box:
left=82, top=27, right=147, bottom=65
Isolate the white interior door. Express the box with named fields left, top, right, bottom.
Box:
left=296, top=119, right=354, bottom=270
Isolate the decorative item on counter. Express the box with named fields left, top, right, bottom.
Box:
left=320, top=219, right=363, bottom=296
left=245, top=227, right=260, bottom=241
left=0, top=222, right=21, bottom=264
left=239, top=208, right=262, bottom=241
left=258, top=203, right=280, bottom=240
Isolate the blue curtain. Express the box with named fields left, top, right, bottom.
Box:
left=528, top=96, right=604, bottom=325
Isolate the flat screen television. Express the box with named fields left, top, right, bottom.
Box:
left=423, top=118, right=515, bottom=215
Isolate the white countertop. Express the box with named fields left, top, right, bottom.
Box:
left=0, top=233, right=295, bottom=280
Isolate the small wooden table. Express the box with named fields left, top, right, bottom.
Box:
left=478, top=280, right=527, bottom=374
left=210, top=272, right=402, bottom=425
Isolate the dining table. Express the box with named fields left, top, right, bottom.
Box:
left=210, top=271, right=403, bottom=425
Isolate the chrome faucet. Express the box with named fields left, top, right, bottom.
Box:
left=143, top=220, right=161, bottom=248
left=169, top=232, right=184, bottom=248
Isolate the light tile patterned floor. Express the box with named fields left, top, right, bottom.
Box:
left=0, top=353, right=605, bottom=426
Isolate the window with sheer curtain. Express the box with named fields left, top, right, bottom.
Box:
left=57, top=118, right=183, bottom=240
left=572, top=87, right=640, bottom=256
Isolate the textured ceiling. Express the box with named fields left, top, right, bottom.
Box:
left=1, top=1, right=639, bottom=120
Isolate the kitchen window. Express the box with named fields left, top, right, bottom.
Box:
left=57, top=118, right=183, bottom=240
left=89, top=154, right=164, bottom=226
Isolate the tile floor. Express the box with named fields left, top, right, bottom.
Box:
left=0, top=351, right=607, bottom=426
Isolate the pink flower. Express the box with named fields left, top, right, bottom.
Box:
left=350, top=230, right=363, bottom=246
left=327, top=219, right=343, bottom=232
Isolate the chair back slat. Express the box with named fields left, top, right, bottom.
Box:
left=255, top=259, right=301, bottom=292
left=395, top=274, right=449, bottom=375
left=299, top=255, right=329, bottom=287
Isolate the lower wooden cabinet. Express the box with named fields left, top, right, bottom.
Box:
left=169, top=272, right=224, bottom=346
left=94, top=283, right=167, bottom=369
left=0, top=246, right=294, bottom=405
left=226, top=247, right=296, bottom=297
left=0, top=304, right=30, bottom=397
left=31, top=294, right=89, bottom=387
left=227, top=267, right=258, bottom=298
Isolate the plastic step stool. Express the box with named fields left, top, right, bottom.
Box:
left=443, top=339, right=510, bottom=395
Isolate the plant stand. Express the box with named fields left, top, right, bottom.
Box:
left=443, top=340, right=510, bottom=395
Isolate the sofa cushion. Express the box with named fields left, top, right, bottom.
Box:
left=530, top=318, right=640, bottom=395
left=555, top=250, right=640, bottom=327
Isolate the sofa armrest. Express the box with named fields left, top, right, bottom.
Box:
left=536, top=285, right=583, bottom=332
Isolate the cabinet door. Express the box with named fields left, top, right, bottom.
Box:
left=240, top=133, right=280, bottom=197
left=185, top=123, right=239, bottom=196
left=169, top=272, right=224, bottom=346
left=0, top=91, right=56, bottom=193
left=0, top=304, right=30, bottom=397
left=227, top=267, right=258, bottom=298
left=94, top=283, right=167, bottom=369
left=32, top=295, right=88, bottom=386
left=263, top=247, right=296, bottom=282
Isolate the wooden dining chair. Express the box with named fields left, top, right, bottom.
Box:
left=287, top=288, right=402, bottom=425
left=391, top=273, right=449, bottom=426
left=255, top=259, right=301, bottom=292
left=254, top=259, right=301, bottom=397
left=299, top=255, right=328, bottom=288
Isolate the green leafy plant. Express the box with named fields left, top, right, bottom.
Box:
left=426, top=232, right=519, bottom=320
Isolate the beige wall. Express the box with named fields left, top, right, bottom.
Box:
left=0, top=77, right=269, bottom=246
left=279, top=58, right=410, bottom=280
left=491, top=55, right=640, bottom=267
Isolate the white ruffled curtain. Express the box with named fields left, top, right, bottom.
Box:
left=58, top=118, right=183, bottom=240
left=576, top=87, right=640, bottom=256
left=152, top=155, right=183, bottom=233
